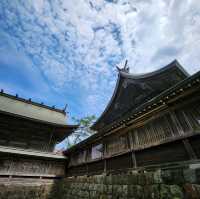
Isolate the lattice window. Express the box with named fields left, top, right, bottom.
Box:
left=185, top=105, right=200, bottom=131
left=106, top=134, right=128, bottom=155
left=165, top=113, right=179, bottom=136
left=134, top=114, right=178, bottom=148
left=175, top=110, right=193, bottom=134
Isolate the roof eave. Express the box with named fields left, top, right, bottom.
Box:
left=0, top=109, right=78, bottom=130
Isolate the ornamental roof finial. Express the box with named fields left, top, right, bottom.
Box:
left=116, top=60, right=129, bottom=73
left=63, top=103, right=68, bottom=112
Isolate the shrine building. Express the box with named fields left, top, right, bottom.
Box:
left=64, top=60, right=200, bottom=176
left=0, top=91, right=78, bottom=178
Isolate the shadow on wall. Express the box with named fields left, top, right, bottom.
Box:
left=47, top=179, right=67, bottom=199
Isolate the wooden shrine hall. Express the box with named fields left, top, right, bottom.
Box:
left=65, top=60, right=200, bottom=176
left=0, top=91, right=78, bottom=178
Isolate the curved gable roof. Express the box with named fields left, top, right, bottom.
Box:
left=92, top=60, right=189, bottom=131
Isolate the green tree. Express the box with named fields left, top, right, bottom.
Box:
left=66, top=115, right=96, bottom=148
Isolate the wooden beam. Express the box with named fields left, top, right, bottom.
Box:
left=104, top=159, right=107, bottom=173
left=103, top=141, right=107, bottom=173
left=182, top=139, right=197, bottom=160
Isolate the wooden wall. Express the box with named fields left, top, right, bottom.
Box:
left=0, top=154, right=66, bottom=177
left=0, top=113, right=58, bottom=152
left=67, top=97, right=200, bottom=176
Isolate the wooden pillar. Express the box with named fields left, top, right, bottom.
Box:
left=128, top=131, right=137, bottom=168
left=103, top=139, right=107, bottom=173
left=48, top=129, right=54, bottom=151
left=86, top=163, right=89, bottom=176
left=85, top=148, right=89, bottom=175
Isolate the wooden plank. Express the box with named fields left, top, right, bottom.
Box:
left=182, top=139, right=197, bottom=160
left=128, top=132, right=137, bottom=168
left=169, top=111, right=184, bottom=135
left=136, top=140, right=189, bottom=167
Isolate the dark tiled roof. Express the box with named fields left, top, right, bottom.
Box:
left=92, top=60, right=189, bottom=131
left=65, top=67, right=200, bottom=154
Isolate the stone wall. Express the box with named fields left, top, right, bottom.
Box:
left=52, top=166, right=200, bottom=199
left=0, top=178, right=56, bottom=199
left=0, top=184, right=49, bottom=199
left=1, top=166, right=200, bottom=199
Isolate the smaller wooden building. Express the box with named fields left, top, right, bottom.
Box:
left=65, top=60, right=200, bottom=176
left=0, top=91, right=78, bottom=151
left=0, top=91, right=78, bottom=178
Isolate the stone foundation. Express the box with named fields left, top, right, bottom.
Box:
left=1, top=167, right=200, bottom=199
left=52, top=167, right=200, bottom=199
left=0, top=184, right=50, bottom=199
left=0, top=178, right=54, bottom=199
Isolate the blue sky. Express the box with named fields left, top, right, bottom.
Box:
left=0, top=0, right=200, bottom=124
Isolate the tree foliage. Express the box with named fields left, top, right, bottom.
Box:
left=66, top=115, right=96, bottom=148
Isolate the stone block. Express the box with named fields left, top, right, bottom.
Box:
left=160, top=184, right=183, bottom=199
left=143, top=185, right=160, bottom=199
left=160, top=184, right=171, bottom=199
left=144, top=172, right=154, bottom=185
left=128, top=185, right=143, bottom=198
left=161, top=169, right=184, bottom=184
left=127, top=174, right=138, bottom=185
left=95, top=184, right=104, bottom=193
left=90, top=190, right=97, bottom=198
left=112, top=185, right=128, bottom=196
left=153, top=170, right=162, bottom=184
left=89, top=183, right=95, bottom=191
left=112, top=174, right=123, bottom=185
left=183, top=169, right=196, bottom=183
left=195, top=168, right=200, bottom=184
left=170, top=185, right=184, bottom=198
left=183, top=183, right=200, bottom=199
left=107, top=185, right=113, bottom=194
left=93, top=175, right=103, bottom=184
left=104, top=175, right=112, bottom=185
left=99, top=194, right=112, bottom=199
left=138, top=173, right=146, bottom=185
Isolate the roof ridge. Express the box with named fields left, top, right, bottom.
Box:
left=0, top=89, right=66, bottom=115
left=119, top=59, right=189, bottom=79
